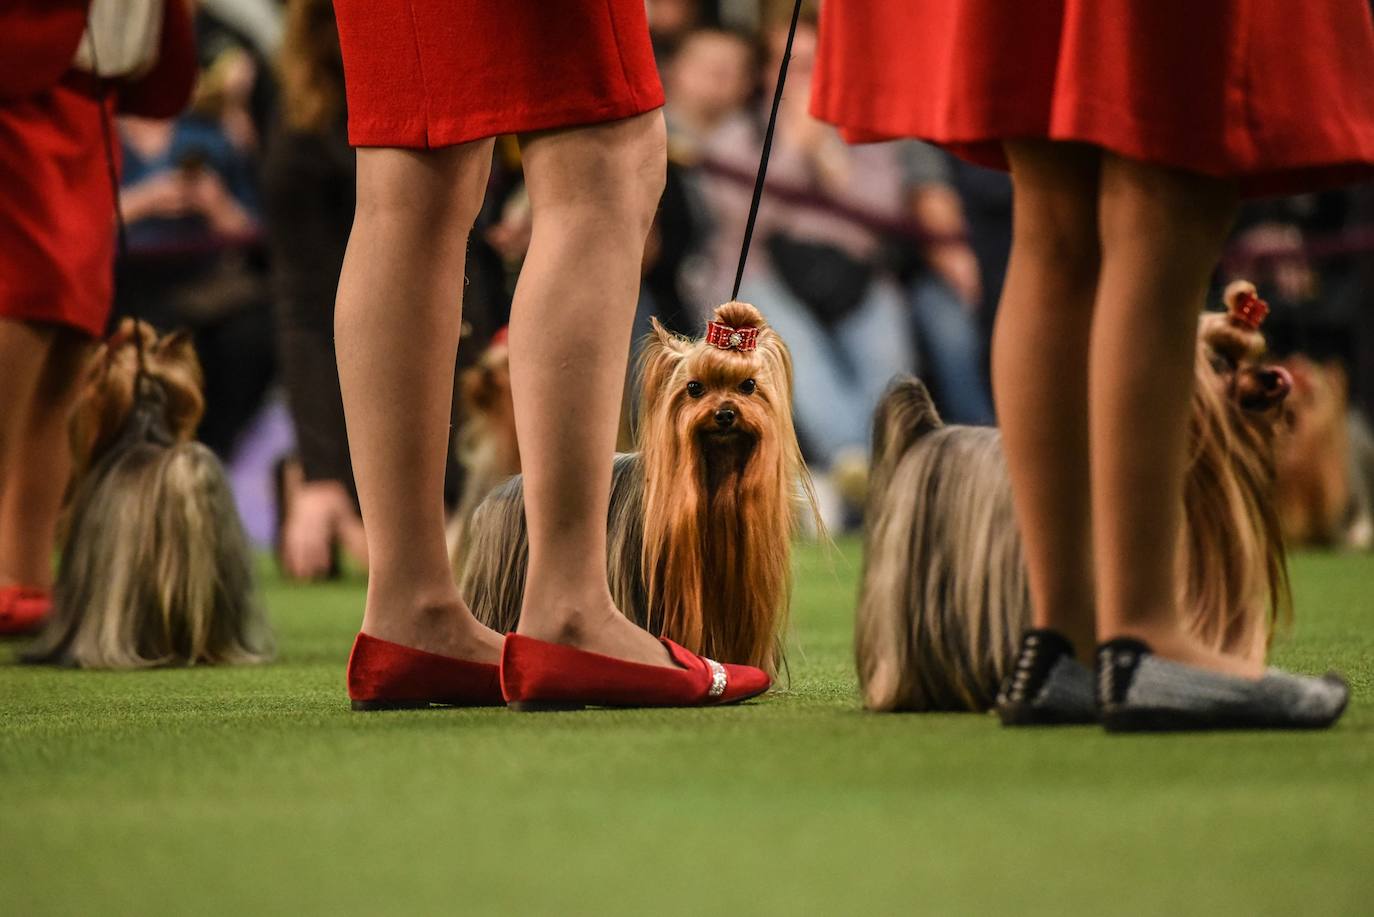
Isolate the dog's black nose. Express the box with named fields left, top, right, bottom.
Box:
left=714, top=408, right=736, bottom=429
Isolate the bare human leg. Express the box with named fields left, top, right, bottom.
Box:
left=335, top=140, right=503, bottom=664
left=509, top=110, right=674, bottom=668
left=0, top=320, right=90, bottom=590
left=993, top=141, right=1101, bottom=661
left=1090, top=152, right=1258, bottom=677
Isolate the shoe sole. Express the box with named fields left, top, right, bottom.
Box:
left=1102, top=694, right=1349, bottom=733
left=507, top=685, right=770, bottom=713
left=350, top=699, right=507, bottom=712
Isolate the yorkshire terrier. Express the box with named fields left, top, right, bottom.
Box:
left=24, top=319, right=272, bottom=669
left=1273, top=354, right=1374, bottom=550
left=857, top=281, right=1294, bottom=711
left=459, top=301, right=815, bottom=674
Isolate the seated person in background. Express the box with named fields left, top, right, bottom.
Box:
left=649, top=27, right=760, bottom=336
left=693, top=15, right=989, bottom=526
left=897, top=141, right=995, bottom=426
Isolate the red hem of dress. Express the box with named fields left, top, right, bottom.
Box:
left=347, top=92, right=665, bottom=149
left=823, top=102, right=1374, bottom=199
left=0, top=300, right=105, bottom=337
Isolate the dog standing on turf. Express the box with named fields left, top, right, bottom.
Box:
left=460, top=301, right=816, bottom=674
left=858, top=282, right=1293, bottom=711
left=24, top=320, right=272, bottom=669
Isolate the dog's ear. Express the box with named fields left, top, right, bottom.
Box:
left=154, top=329, right=195, bottom=363
left=871, top=376, right=943, bottom=469
left=635, top=319, right=689, bottom=421
left=646, top=317, right=690, bottom=355
left=638, top=317, right=689, bottom=381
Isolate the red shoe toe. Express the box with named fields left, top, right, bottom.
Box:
left=346, top=632, right=504, bottom=710
left=718, top=661, right=771, bottom=705
left=0, top=586, right=51, bottom=637
left=500, top=633, right=771, bottom=710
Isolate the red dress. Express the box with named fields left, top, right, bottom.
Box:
left=0, top=0, right=197, bottom=336
left=810, top=0, right=1374, bottom=197
left=334, top=0, right=665, bottom=148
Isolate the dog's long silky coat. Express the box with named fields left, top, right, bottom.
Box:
left=25, top=321, right=272, bottom=669
left=858, top=302, right=1291, bottom=712
left=460, top=302, right=816, bottom=675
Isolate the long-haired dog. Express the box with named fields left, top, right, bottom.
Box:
left=24, top=320, right=272, bottom=669
left=858, top=282, right=1293, bottom=711
left=459, top=301, right=815, bottom=673
left=1273, top=355, right=1374, bottom=550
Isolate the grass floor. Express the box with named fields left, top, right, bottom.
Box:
left=2, top=540, right=1371, bottom=916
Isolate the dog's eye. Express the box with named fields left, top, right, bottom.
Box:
left=1209, top=352, right=1236, bottom=375
left=738, top=378, right=756, bottom=395
left=686, top=381, right=705, bottom=398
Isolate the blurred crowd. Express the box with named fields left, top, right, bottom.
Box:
left=116, top=0, right=1374, bottom=559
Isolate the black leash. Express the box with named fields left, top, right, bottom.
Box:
left=730, top=0, right=804, bottom=303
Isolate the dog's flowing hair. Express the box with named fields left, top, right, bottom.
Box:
left=24, top=320, right=272, bottom=669
left=460, top=302, right=815, bottom=673
left=858, top=286, right=1291, bottom=711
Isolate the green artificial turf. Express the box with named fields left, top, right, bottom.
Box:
left=2, top=541, right=1371, bottom=917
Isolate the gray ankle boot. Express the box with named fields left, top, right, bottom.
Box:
left=1097, top=638, right=1349, bottom=732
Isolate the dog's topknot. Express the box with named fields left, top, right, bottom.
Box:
left=1205, top=280, right=1266, bottom=362
left=711, top=300, right=767, bottom=331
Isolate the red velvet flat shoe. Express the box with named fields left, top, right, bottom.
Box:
left=500, top=633, right=771, bottom=711
left=0, top=586, right=51, bottom=637
left=346, top=632, right=505, bottom=711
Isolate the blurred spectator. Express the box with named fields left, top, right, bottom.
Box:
left=262, top=0, right=364, bottom=579
left=116, top=105, right=274, bottom=456
left=663, top=27, right=757, bottom=155
left=648, top=0, right=706, bottom=60
left=201, top=0, right=285, bottom=58
left=648, top=28, right=760, bottom=336
left=1228, top=191, right=1368, bottom=361
left=195, top=0, right=280, bottom=150
left=895, top=142, right=996, bottom=427
left=689, top=14, right=991, bottom=523
left=943, top=155, right=1013, bottom=377
left=192, top=42, right=260, bottom=153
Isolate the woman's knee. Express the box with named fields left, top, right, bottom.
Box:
left=1005, top=142, right=1101, bottom=290
left=353, top=141, right=494, bottom=232
left=522, top=109, right=667, bottom=235
left=1099, top=154, right=1238, bottom=257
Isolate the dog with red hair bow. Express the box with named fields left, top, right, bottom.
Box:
left=459, top=301, right=817, bottom=674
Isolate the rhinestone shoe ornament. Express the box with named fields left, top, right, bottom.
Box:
left=706, top=658, right=728, bottom=697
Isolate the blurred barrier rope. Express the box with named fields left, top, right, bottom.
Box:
left=702, top=154, right=1374, bottom=267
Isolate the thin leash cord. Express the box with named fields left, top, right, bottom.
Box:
left=86, top=14, right=148, bottom=382
left=730, top=0, right=804, bottom=302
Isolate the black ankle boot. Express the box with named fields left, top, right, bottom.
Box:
left=995, top=628, right=1098, bottom=726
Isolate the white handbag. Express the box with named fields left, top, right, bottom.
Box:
left=72, top=0, right=166, bottom=79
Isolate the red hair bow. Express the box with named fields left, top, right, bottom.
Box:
left=706, top=321, right=759, bottom=352
left=1230, top=290, right=1270, bottom=330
